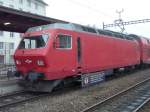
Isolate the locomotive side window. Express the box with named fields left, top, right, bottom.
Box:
left=56, top=34, right=72, bottom=49
left=18, top=34, right=49, bottom=49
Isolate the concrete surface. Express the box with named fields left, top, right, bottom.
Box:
left=0, top=79, right=22, bottom=95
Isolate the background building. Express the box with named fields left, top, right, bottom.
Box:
left=0, top=0, right=47, bottom=64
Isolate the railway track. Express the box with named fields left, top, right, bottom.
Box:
left=81, top=77, right=150, bottom=112
left=0, top=72, right=149, bottom=111
left=0, top=82, right=80, bottom=110
left=0, top=90, right=49, bottom=110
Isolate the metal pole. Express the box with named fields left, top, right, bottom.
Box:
left=103, top=22, right=105, bottom=30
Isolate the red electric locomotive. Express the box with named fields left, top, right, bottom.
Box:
left=14, top=23, right=141, bottom=92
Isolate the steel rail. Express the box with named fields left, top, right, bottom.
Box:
left=81, top=77, right=150, bottom=112
left=0, top=90, right=25, bottom=98
left=132, top=98, right=150, bottom=112
left=0, top=91, right=50, bottom=109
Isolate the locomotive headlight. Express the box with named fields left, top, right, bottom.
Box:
left=16, top=60, right=21, bottom=65
left=37, top=60, right=45, bottom=66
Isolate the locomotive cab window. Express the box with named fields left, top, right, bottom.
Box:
left=18, top=34, right=49, bottom=49
left=55, top=34, right=72, bottom=49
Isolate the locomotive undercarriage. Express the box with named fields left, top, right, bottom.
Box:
left=18, top=79, right=62, bottom=92
left=15, top=71, right=62, bottom=92
left=14, top=65, right=144, bottom=92
left=15, top=71, right=107, bottom=92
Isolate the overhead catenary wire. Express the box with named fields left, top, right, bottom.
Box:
left=65, top=0, right=113, bottom=19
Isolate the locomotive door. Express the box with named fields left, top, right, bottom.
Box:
left=77, top=37, right=82, bottom=72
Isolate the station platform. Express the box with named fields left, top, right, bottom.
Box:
left=0, top=78, right=22, bottom=95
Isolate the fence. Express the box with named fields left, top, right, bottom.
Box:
left=0, top=64, right=16, bottom=80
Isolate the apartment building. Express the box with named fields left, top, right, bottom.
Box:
left=0, top=0, right=47, bottom=64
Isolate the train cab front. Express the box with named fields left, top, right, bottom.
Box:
left=14, top=32, right=52, bottom=91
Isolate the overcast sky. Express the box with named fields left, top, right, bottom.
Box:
left=43, top=0, right=150, bottom=37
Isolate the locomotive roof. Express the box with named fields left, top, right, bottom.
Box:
left=129, top=34, right=150, bottom=42
left=27, top=23, right=135, bottom=41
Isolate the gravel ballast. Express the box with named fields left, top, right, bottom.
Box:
left=4, top=69, right=150, bottom=112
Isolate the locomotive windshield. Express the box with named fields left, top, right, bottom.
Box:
left=18, top=34, right=49, bottom=49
